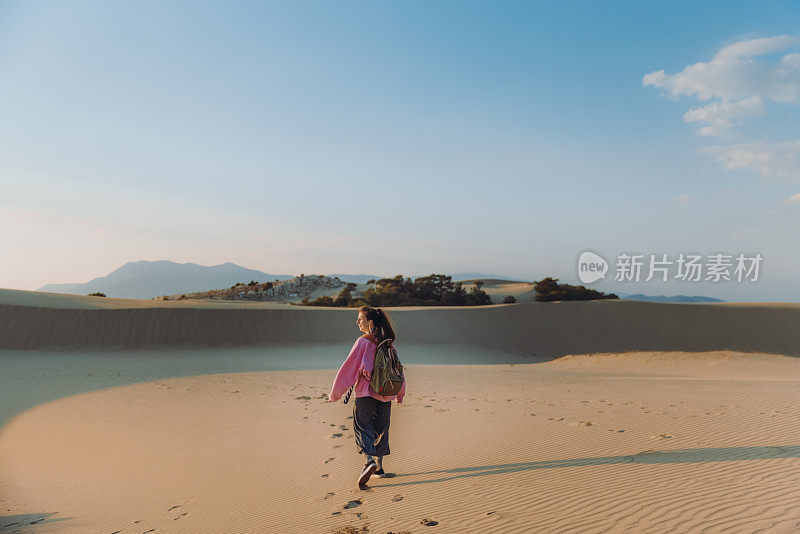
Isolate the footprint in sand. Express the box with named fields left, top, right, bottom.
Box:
left=608, top=429, right=625, bottom=432
left=392, top=494, right=405, bottom=502
left=174, top=512, right=189, bottom=520
left=330, top=433, right=344, bottom=438
left=339, top=425, right=348, bottom=430
left=321, top=474, right=330, bottom=477
left=548, top=417, right=564, bottom=422
left=569, top=421, right=593, bottom=427
left=343, top=499, right=362, bottom=509
left=324, top=492, right=336, bottom=500
left=420, top=518, right=439, bottom=526
left=651, top=434, right=673, bottom=440
left=333, top=525, right=371, bottom=534
left=325, top=457, right=335, bottom=463
left=346, top=416, right=353, bottom=420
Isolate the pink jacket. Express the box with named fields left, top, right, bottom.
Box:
left=329, top=335, right=406, bottom=403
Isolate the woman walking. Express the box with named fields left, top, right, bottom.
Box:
left=328, top=306, right=405, bottom=488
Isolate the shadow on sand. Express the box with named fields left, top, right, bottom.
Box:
left=378, top=445, right=800, bottom=487
left=0, top=513, right=67, bottom=533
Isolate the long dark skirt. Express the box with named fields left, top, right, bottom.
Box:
left=353, top=395, right=391, bottom=457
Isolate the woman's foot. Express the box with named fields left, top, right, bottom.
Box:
left=358, top=459, right=378, bottom=487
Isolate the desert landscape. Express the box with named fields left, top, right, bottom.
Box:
left=1, top=290, right=799, bottom=533
left=5, top=4, right=800, bottom=532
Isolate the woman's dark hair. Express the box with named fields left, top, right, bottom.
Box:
left=360, top=306, right=396, bottom=344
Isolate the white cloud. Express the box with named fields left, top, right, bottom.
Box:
left=676, top=194, right=693, bottom=206
left=682, top=96, right=764, bottom=137
left=784, top=193, right=800, bottom=204
left=701, top=141, right=800, bottom=180
left=643, top=35, right=800, bottom=136
left=714, top=35, right=800, bottom=60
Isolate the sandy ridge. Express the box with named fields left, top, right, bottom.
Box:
left=3, top=296, right=800, bottom=357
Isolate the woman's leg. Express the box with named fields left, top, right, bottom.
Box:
left=353, top=396, right=380, bottom=458
left=373, top=400, right=391, bottom=457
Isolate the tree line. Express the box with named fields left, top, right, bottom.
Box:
left=302, top=274, right=494, bottom=307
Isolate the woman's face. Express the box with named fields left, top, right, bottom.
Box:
left=356, top=312, right=373, bottom=335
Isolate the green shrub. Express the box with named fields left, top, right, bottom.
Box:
left=298, top=274, right=496, bottom=307
left=304, top=295, right=334, bottom=306
left=534, top=277, right=618, bottom=302
left=465, top=284, right=492, bottom=306
left=334, top=286, right=353, bottom=307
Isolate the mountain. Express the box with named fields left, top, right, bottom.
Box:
left=619, top=293, right=725, bottom=303
left=38, top=261, right=293, bottom=299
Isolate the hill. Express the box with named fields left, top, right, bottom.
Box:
left=37, top=260, right=293, bottom=299
left=157, top=275, right=348, bottom=303
left=458, top=279, right=537, bottom=303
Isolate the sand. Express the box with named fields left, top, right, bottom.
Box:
left=1, top=351, right=799, bottom=533
left=3, top=289, right=800, bottom=358
left=1, top=289, right=799, bottom=533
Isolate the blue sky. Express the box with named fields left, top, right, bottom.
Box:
left=1, top=1, right=799, bottom=300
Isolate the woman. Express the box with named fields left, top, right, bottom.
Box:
left=328, top=306, right=405, bottom=488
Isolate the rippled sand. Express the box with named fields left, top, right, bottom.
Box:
left=2, top=351, right=798, bottom=533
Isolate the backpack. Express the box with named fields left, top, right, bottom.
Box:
left=368, top=337, right=405, bottom=397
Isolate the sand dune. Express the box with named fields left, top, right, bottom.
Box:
left=458, top=279, right=537, bottom=303
left=1, top=352, right=798, bottom=533
left=2, top=289, right=799, bottom=533
left=2, top=288, right=800, bottom=357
